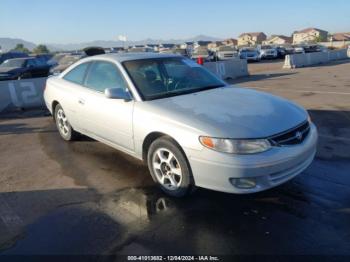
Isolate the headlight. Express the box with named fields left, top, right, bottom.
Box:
left=199, top=136, right=271, bottom=154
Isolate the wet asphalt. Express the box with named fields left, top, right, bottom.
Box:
left=0, top=60, right=350, bottom=260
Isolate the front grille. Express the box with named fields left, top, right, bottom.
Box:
left=269, top=121, right=310, bottom=146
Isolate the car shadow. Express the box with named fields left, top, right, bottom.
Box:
left=0, top=109, right=49, bottom=120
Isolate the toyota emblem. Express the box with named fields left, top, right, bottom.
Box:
left=295, top=131, right=303, bottom=140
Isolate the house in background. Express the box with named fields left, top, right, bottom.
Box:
left=238, top=32, right=267, bottom=46
left=330, top=32, right=350, bottom=42
left=263, top=35, right=292, bottom=45
left=222, top=38, right=237, bottom=47
left=207, top=41, right=223, bottom=50
left=293, top=28, right=328, bottom=44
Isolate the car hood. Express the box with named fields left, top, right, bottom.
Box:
left=144, top=87, right=308, bottom=138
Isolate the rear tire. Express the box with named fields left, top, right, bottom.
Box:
left=54, top=104, right=78, bottom=141
left=147, top=137, right=194, bottom=197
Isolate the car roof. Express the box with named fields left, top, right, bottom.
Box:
left=4, top=57, right=36, bottom=62
left=80, top=52, right=181, bottom=63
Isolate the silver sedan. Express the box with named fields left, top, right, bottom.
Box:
left=44, top=53, right=318, bottom=197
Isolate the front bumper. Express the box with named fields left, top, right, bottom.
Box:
left=186, top=123, right=318, bottom=194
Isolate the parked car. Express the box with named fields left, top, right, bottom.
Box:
left=258, top=45, right=278, bottom=59
left=44, top=53, right=318, bottom=197
left=191, top=47, right=213, bottom=61
left=129, top=47, right=155, bottom=53
left=276, top=46, right=287, bottom=58
left=215, top=46, right=238, bottom=61
left=161, top=48, right=189, bottom=57
left=35, top=53, right=54, bottom=65
left=303, top=45, right=327, bottom=53
left=0, top=57, right=51, bottom=81
left=49, top=54, right=84, bottom=75
left=292, top=45, right=305, bottom=54
left=83, top=46, right=106, bottom=56
left=239, top=47, right=261, bottom=62
left=0, top=51, right=28, bottom=65
left=284, top=46, right=296, bottom=55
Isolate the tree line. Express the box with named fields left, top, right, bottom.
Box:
left=11, top=43, right=50, bottom=54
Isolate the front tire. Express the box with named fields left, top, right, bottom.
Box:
left=147, top=137, right=194, bottom=197
left=54, top=104, right=78, bottom=141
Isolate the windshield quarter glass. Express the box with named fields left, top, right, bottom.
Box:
left=123, top=57, right=226, bottom=100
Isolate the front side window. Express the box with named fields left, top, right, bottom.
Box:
left=123, top=57, right=225, bottom=100
left=85, top=61, right=129, bottom=93
left=63, top=62, right=89, bottom=85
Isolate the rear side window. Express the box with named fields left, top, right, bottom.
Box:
left=63, top=62, right=89, bottom=85
left=85, top=61, right=128, bottom=93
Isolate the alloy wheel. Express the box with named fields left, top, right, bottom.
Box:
left=56, top=108, right=69, bottom=137
left=152, top=148, right=183, bottom=191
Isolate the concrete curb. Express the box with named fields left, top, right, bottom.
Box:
left=283, top=49, right=349, bottom=69
left=0, top=77, right=47, bottom=113
left=204, top=59, right=249, bottom=80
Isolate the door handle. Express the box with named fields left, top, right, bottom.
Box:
left=78, top=99, right=85, bottom=105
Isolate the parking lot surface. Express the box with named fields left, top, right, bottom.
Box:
left=0, top=60, right=350, bottom=258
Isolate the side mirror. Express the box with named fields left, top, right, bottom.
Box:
left=105, top=88, right=132, bottom=101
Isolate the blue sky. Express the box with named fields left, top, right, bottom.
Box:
left=0, top=0, right=349, bottom=44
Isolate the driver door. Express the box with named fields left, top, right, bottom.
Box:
left=77, top=61, right=134, bottom=151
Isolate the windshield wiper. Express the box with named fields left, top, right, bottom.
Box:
left=146, top=84, right=225, bottom=100
left=196, top=84, right=225, bottom=92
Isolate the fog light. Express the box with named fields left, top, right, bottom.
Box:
left=230, top=178, right=257, bottom=189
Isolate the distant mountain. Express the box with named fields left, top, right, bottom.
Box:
left=1, top=35, right=223, bottom=52
left=46, top=35, right=223, bottom=51
left=0, top=37, right=37, bottom=52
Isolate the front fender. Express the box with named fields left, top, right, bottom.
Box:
left=133, top=105, right=204, bottom=159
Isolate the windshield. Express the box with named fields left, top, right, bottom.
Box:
left=123, top=57, right=225, bottom=100
left=0, top=59, right=26, bottom=68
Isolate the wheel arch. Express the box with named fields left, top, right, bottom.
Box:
left=51, top=100, right=59, bottom=120
left=142, top=131, right=196, bottom=192
left=142, top=132, right=188, bottom=164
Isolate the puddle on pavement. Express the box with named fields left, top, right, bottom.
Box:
left=2, top=183, right=350, bottom=255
